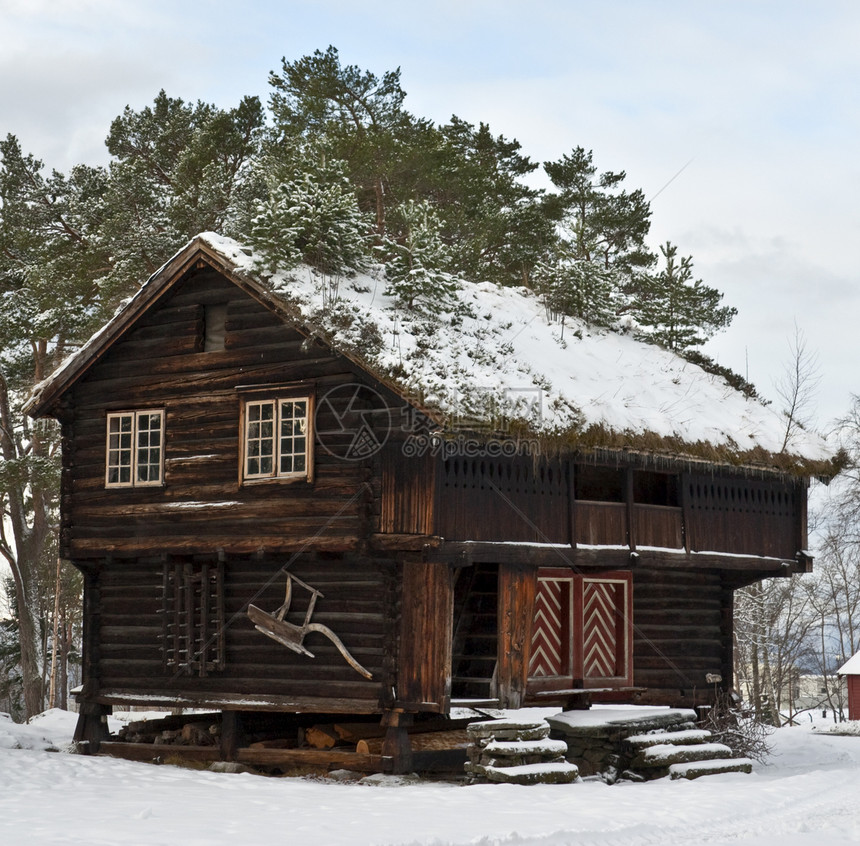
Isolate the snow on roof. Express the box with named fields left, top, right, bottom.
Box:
left=27, top=232, right=836, bottom=473
left=201, top=234, right=833, bottom=470
left=838, top=652, right=860, bottom=675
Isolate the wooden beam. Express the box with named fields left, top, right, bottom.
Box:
left=93, top=690, right=382, bottom=714
left=370, top=533, right=443, bottom=552
left=235, top=747, right=391, bottom=772
left=425, top=541, right=804, bottom=574
left=100, top=742, right=220, bottom=764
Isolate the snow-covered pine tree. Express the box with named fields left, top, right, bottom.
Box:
left=249, top=154, right=370, bottom=277
left=632, top=241, right=736, bottom=352
left=0, top=135, right=102, bottom=719
left=382, top=199, right=458, bottom=313
left=534, top=256, right=616, bottom=328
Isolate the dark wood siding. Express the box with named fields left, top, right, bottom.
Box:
left=93, top=553, right=392, bottom=711
left=397, top=561, right=453, bottom=711
left=497, top=563, right=536, bottom=709
left=435, top=457, right=569, bottom=543
left=574, top=502, right=627, bottom=546
left=633, top=504, right=684, bottom=548
left=65, top=269, right=383, bottom=559
left=686, top=474, right=802, bottom=558
left=632, top=567, right=725, bottom=706
left=379, top=444, right=434, bottom=534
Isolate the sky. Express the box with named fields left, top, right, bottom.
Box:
left=2, top=0, right=859, bottom=428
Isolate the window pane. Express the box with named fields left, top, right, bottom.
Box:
left=135, top=412, right=162, bottom=483
left=245, top=401, right=275, bottom=477
left=107, top=414, right=134, bottom=485
left=279, top=399, right=308, bottom=476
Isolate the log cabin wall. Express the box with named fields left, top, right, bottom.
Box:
left=631, top=567, right=726, bottom=707
left=63, top=268, right=389, bottom=558
left=88, top=552, right=394, bottom=712
left=52, top=257, right=812, bottom=722
left=61, top=266, right=405, bottom=713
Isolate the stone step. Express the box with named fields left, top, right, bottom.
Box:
left=626, top=729, right=713, bottom=749
left=473, top=760, right=580, bottom=785
left=467, top=719, right=550, bottom=743
left=669, top=758, right=753, bottom=780
left=483, top=738, right=570, bottom=758
left=632, top=742, right=734, bottom=769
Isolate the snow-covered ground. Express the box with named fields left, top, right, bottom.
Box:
left=2, top=709, right=859, bottom=846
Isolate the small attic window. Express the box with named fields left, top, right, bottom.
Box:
left=203, top=303, right=228, bottom=352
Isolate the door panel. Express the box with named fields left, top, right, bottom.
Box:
left=527, top=570, right=632, bottom=693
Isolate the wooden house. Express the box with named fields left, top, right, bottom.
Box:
left=25, top=234, right=837, bottom=771
left=837, top=653, right=860, bottom=721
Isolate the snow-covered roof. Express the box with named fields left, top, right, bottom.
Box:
left=838, top=652, right=860, bottom=675
left=26, top=233, right=838, bottom=476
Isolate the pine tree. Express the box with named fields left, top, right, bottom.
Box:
left=381, top=199, right=458, bottom=312
left=534, top=256, right=616, bottom=328
left=543, top=146, right=655, bottom=320
left=103, top=90, right=264, bottom=293
left=436, top=117, right=550, bottom=287
left=268, top=45, right=424, bottom=237
left=0, top=135, right=96, bottom=718
left=632, top=241, right=736, bottom=352
left=544, top=146, right=654, bottom=274
left=249, top=153, right=370, bottom=277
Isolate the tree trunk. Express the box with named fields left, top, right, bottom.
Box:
left=0, top=367, right=51, bottom=719
left=11, top=572, right=44, bottom=718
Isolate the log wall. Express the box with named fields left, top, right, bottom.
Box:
left=64, top=269, right=384, bottom=559
left=631, top=567, right=727, bottom=707
left=89, top=552, right=394, bottom=712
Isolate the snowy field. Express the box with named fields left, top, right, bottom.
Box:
left=2, top=709, right=860, bottom=846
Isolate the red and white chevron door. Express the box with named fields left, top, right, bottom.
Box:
left=527, top=570, right=632, bottom=691
left=528, top=574, right=573, bottom=678
left=582, top=577, right=628, bottom=681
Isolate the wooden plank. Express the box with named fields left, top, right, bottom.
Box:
left=397, top=561, right=453, bottom=711
left=497, top=562, right=536, bottom=709
left=100, top=742, right=220, bottom=763
left=94, top=689, right=383, bottom=713
left=235, top=747, right=391, bottom=772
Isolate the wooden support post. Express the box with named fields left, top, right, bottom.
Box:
left=220, top=710, right=243, bottom=762
left=625, top=467, right=636, bottom=550
left=567, top=459, right=577, bottom=548
left=720, top=581, right=735, bottom=694
left=680, top=472, right=692, bottom=553
left=564, top=687, right=592, bottom=711
left=381, top=710, right=413, bottom=774
left=73, top=700, right=111, bottom=753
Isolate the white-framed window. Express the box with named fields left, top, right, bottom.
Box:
left=242, top=397, right=312, bottom=482
left=106, top=410, right=165, bottom=487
